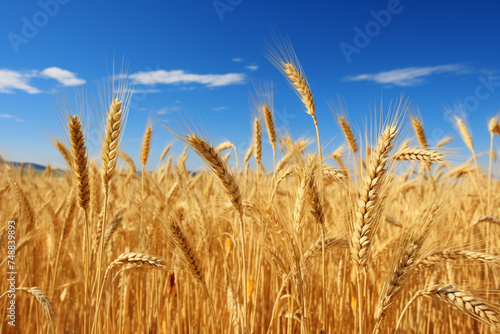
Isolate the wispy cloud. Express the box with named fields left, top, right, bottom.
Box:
left=344, top=64, right=466, bottom=87
left=0, top=113, right=24, bottom=122
left=212, top=106, right=229, bottom=111
left=0, top=69, right=40, bottom=94
left=232, top=58, right=244, bottom=62
left=130, top=88, right=162, bottom=94
left=156, top=104, right=182, bottom=115
left=130, top=69, right=245, bottom=87
left=245, top=65, right=259, bottom=71
left=41, top=67, right=86, bottom=86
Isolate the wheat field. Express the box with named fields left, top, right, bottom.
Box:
left=2, top=43, right=500, bottom=334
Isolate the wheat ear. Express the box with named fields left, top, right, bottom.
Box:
left=55, top=139, right=73, bottom=168
left=306, top=155, right=324, bottom=226
left=283, top=63, right=315, bottom=117
left=436, top=137, right=453, bottom=148
left=216, top=141, right=233, bottom=152
left=103, top=212, right=124, bottom=248
left=253, top=118, right=262, bottom=166
left=68, top=115, right=90, bottom=215
left=141, top=126, right=153, bottom=166
left=418, top=250, right=500, bottom=270
left=293, top=163, right=311, bottom=235
left=243, top=144, right=253, bottom=165
left=94, top=252, right=169, bottom=333
left=351, top=125, right=397, bottom=269
left=159, top=144, right=172, bottom=163
left=186, top=134, right=243, bottom=216
left=411, top=116, right=428, bottom=148
left=456, top=117, right=474, bottom=153
left=263, top=104, right=277, bottom=168
left=425, top=285, right=500, bottom=331
left=393, top=147, right=444, bottom=162
left=19, top=287, right=57, bottom=332
left=338, top=116, right=358, bottom=153
left=101, top=98, right=123, bottom=190
left=119, top=151, right=136, bottom=175
left=263, top=104, right=276, bottom=147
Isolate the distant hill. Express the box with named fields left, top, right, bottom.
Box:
left=7, top=162, right=65, bottom=177
left=10, top=162, right=47, bottom=171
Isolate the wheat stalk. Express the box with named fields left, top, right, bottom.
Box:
left=426, top=285, right=500, bottom=331
left=374, top=203, right=438, bottom=331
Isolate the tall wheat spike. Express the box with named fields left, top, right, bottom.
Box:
left=338, top=116, right=358, bottom=153
left=68, top=115, right=90, bottom=215
left=141, top=126, right=153, bottom=166
left=351, top=125, right=397, bottom=269
left=411, top=116, right=428, bottom=148
left=102, top=98, right=123, bottom=191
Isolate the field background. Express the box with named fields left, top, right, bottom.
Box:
left=2, top=1, right=500, bottom=333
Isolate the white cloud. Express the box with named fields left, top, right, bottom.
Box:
left=0, top=69, right=40, bottom=94
left=245, top=65, right=259, bottom=71
left=344, top=65, right=465, bottom=87
left=0, top=114, right=24, bottom=122
left=157, top=107, right=169, bottom=115
left=132, top=88, right=161, bottom=94
left=130, top=69, right=245, bottom=87
left=0, top=67, right=86, bottom=94
left=232, top=58, right=244, bottom=62
left=41, top=67, right=86, bottom=86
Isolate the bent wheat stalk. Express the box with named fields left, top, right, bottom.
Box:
left=184, top=134, right=246, bottom=330
left=397, top=285, right=500, bottom=332
left=393, top=147, right=444, bottom=162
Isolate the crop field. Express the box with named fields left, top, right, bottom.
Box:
left=2, top=43, right=500, bottom=334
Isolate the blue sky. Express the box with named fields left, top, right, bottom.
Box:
left=1, top=0, right=500, bottom=171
